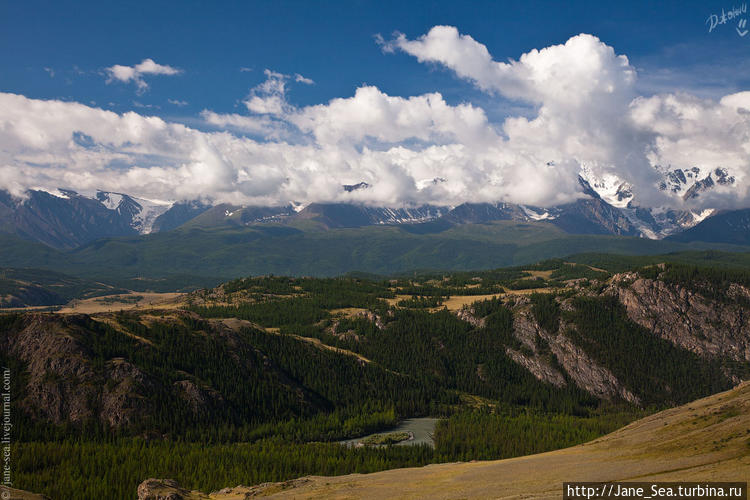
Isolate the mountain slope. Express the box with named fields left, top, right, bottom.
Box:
left=0, top=189, right=138, bottom=249
left=1, top=220, right=749, bottom=281
left=667, top=208, right=750, bottom=245
left=0, top=311, right=413, bottom=433
left=6, top=263, right=745, bottom=436
left=167, top=380, right=750, bottom=499
left=7, top=262, right=750, bottom=498
left=151, top=200, right=211, bottom=233
left=95, top=191, right=171, bottom=233
left=52, top=223, right=745, bottom=277
left=2, top=156, right=746, bottom=251
left=551, top=198, right=639, bottom=236
left=0, top=178, right=738, bottom=251
left=296, top=203, right=447, bottom=228
left=0, top=189, right=173, bottom=249
left=0, top=268, right=125, bottom=308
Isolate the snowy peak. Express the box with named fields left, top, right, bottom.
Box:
left=578, top=164, right=741, bottom=238
left=581, top=164, right=737, bottom=208
left=578, top=170, right=634, bottom=208
left=659, top=167, right=699, bottom=194
left=520, top=205, right=557, bottom=221
left=96, top=191, right=125, bottom=211
left=1, top=166, right=743, bottom=251
left=95, top=191, right=170, bottom=234
left=657, top=166, right=735, bottom=201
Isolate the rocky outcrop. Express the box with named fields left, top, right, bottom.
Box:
left=210, top=479, right=311, bottom=498
left=505, top=347, right=566, bottom=387
left=510, top=307, right=641, bottom=405
left=173, top=380, right=223, bottom=417
left=609, top=273, right=750, bottom=362
left=6, top=314, right=167, bottom=427
left=506, top=308, right=566, bottom=387
left=2, top=313, right=223, bottom=430
left=0, top=487, right=51, bottom=500
left=330, top=310, right=384, bottom=339
left=101, top=358, right=155, bottom=428
left=137, top=478, right=208, bottom=500
left=456, top=307, right=485, bottom=328
left=543, top=322, right=640, bottom=405
left=510, top=308, right=538, bottom=351
left=136, top=478, right=312, bottom=499
left=6, top=314, right=101, bottom=424
left=453, top=296, right=644, bottom=403
left=357, top=310, right=385, bottom=330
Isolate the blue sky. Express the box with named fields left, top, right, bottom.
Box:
left=1, top=1, right=750, bottom=211
left=2, top=0, right=749, bottom=120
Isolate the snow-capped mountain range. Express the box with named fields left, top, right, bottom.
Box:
left=577, top=164, right=738, bottom=239
left=0, top=163, right=742, bottom=249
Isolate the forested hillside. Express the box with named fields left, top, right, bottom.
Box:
left=3, top=259, right=749, bottom=498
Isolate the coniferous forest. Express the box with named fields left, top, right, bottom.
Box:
left=2, top=258, right=748, bottom=498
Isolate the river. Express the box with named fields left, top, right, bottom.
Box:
left=339, top=417, right=440, bottom=448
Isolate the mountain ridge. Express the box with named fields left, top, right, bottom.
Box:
left=0, top=165, right=738, bottom=251
left=5, top=261, right=750, bottom=498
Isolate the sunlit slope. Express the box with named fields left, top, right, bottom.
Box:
left=212, top=381, right=750, bottom=499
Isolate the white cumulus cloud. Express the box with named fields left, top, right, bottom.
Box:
left=105, top=58, right=182, bottom=93
left=1, top=28, right=749, bottom=213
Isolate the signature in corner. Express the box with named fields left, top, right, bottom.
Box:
left=706, top=3, right=748, bottom=36
left=738, top=18, right=749, bottom=36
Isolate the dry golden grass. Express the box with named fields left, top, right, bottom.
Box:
left=56, top=292, right=184, bottom=314
left=523, top=269, right=554, bottom=279
left=92, top=315, right=156, bottom=346
left=385, top=287, right=559, bottom=313
left=328, top=307, right=368, bottom=318
left=385, top=295, right=412, bottom=307
left=441, top=294, right=504, bottom=311
left=0, top=305, right=60, bottom=312
left=455, top=392, right=497, bottom=409
left=442, top=288, right=559, bottom=311
left=3, top=487, right=50, bottom=500
left=565, top=262, right=608, bottom=273
left=208, top=381, right=750, bottom=499
left=216, top=318, right=373, bottom=365
left=503, top=287, right=557, bottom=296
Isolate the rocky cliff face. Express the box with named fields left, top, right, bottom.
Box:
left=136, top=478, right=311, bottom=500
left=452, top=269, right=749, bottom=406
left=4, top=314, right=158, bottom=427
left=608, top=273, right=750, bottom=363
left=137, top=478, right=208, bottom=500
left=4, top=267, right=748, bottom=432
left=506, top=308, right=566, bottom=388
left=507, top=302, right=640, bottom=404
left=0, top=310, right=336, bottom=433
